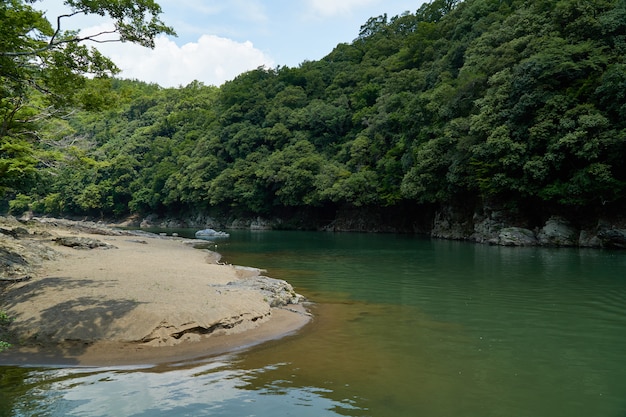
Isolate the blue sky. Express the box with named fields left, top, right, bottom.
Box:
left=38, top=0, right=428, bottom=87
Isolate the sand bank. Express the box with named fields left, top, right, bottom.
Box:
left=0, top=218, right=310, bottom=366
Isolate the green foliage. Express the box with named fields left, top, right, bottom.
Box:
left=0, top=311, right=12, bottom=352
left=0, top=311, right=12, bottom=325
left=3, top=0, right=625, bottom=222
left=0, top=0, right=173, bottom=197
left=8, top=193, right=32, bottom=214
left=32, top=193, right=64, bottom=215
left=0, top=139, right=37, bottom=195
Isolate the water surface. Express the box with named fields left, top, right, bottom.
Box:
left=1, top=231, right=625, bottom=416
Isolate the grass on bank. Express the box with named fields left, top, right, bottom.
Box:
left=0, top=310, right=13, bottom=352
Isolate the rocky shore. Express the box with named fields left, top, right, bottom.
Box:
left=431, top=208, right=626, bottom=249
left=126, top=207, right=626, bottom=249
left=0, top=216, right=309, bottom=365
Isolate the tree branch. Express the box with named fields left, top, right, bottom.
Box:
left=0, top=11, right=120, bottom=57
left=75, top=30, right=121, bottom=43
left=50, top=11, right=83, bottom=47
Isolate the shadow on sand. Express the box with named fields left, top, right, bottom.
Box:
left=0, top=276, right=140, bottom=365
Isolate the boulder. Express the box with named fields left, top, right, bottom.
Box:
left=227, top=276, right=304, bottom=307
left=578, top=230, right=603, bottom=248
left=0, top=235, right=58, bottom=278
left=54, top=237, right=117, bottom=250
left=597, top=228, right=626, bottom=249
left=493, top=227, right=538, bottom=246
left=537, top=216, right=578, bottom=246
left=471, top=211, right=508, bottom=243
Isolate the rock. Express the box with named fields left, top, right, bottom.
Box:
left=160, top=219, right=186, bottom=228
left=537, top=216, right=578, bottom=246
left=139, top=214, right=158, bottom=228
left=579, top=230, right=603, bottom=248
left=228, top=218, right=252, bottom=229
left=0, top=235, right=58, bottom=278
left=597, top=228, right=626, bottom=249
left=227, top=217, right=280, bottom=230
left=54, top=237, right=117, bottom=250
left=227, top=276, right=304, bottom=307
left=19, top=211, right=34, bottom=222
left=431, top=208, right=473, bottom=240
left=471, top=212, right=507, bottom=243
left=195, top=229, right=230, bottom=239
left=31, top=217, right=122, bottom=236
left=250, top=217, right=275, bottom=230
left=234, top=265, right=266, bottom=279
left=189, top=214, right=221, bottom=229
left=494, top=227, right=538, bottom=246
left=0, top=247, right=29, bottom=276
left=12, top=227, right=30, bottom=237
left=0, top=228, right=19, bottom=239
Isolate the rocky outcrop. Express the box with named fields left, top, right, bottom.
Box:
left=431, top=208, right=473, bottom=240
left=431, top=206, right=626, bottom=248
left=228, top=217, right=278, bottom=230
left=139, top=312, right=271, bottom=346
left=470, top=210, right=509, bottom=243
left=144, top=207, right=625, bottom=249
left=537, top=216, right=578, bottom=247
left=597, top=227, right=626, bottom=249
left=135, top=213, right=224, bottom=229
left=135, top=214, right=283, bottom=231
left=493, top=227, right=538, bottom=246
left=19, top=206, right=626, bottom=250
left=578, top=230, right=603, bottom=248
left=226, top=275, right=305, bottom=307
left=136, top=273, right=305, bottom=347
left=54, top=236, right=117, bottom=250
left=1, top=217, right=59, bottom=279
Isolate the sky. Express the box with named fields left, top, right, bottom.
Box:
left=36, top=0, right=428, bottom=88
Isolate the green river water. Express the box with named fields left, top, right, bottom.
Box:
left=1, top=230, right=625, bottom=416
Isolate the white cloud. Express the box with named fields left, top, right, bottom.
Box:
left=40, top=1, right=275, bottom=87
left=85, top=26, right=274, bottom=87
left=307, top=0, right=379, bottom=17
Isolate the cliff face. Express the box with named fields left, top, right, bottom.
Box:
left=430, top=206, right=626, bottom=249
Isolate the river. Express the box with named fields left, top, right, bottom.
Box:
left=1, top=230, right=625, bottom=417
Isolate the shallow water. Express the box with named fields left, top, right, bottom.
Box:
left=1, top=231, right=626, bottom=417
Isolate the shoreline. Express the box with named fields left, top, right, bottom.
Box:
left=0, top=305, right=311, bottom=367
left=0, top=217, right=311, bottom=366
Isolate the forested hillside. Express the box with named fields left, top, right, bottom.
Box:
left=3, top=0, right=626, bottom=235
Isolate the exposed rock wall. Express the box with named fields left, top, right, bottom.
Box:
left=433, top=207, right=626, bottom=249
left=97, top=203, right=626, bottom=249
left=133, top=214, right=281, bottom=231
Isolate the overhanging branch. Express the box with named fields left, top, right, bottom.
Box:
left=0, top=11, right=121, bottom=57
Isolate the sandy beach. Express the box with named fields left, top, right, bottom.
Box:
left=0, top=218, right=310, bottom=366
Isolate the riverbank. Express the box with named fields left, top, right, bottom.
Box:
left=0, top=217, right=310, bottom=366
left=122, top=204, right=626, bottom=249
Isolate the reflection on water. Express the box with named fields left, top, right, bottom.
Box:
left=2, top=358, right=360, bottom=417
left=2, top=231, right=626, bottom=417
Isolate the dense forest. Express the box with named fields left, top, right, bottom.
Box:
left=2, top=0, right=626, bottom=234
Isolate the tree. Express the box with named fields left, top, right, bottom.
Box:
left=0, top=0, right=174, bottom=195
left=5, top=0, right=625, bottom=223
